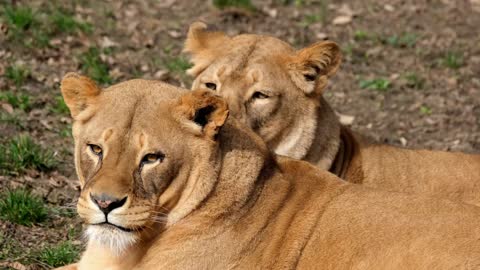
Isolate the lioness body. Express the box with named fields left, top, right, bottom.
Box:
left=184, top=22, right=480, bottom=206
left=59, top=76, right=480, bottom=270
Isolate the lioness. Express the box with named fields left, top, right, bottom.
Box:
left=184, top=22, right=480, bottom=206
left=58, top=73, right=480, bottom=270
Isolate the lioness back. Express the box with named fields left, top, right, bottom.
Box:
left=184, top=22, right=480, bottom=207
left=348, top=145, right=480, bottom=206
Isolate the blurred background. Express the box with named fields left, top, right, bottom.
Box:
left=0, top=0, right=479, bottom=268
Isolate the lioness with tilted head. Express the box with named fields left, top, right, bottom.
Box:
left=184, top=22, right=480, bottom=207
left=57, top=73, right=480, bottom=270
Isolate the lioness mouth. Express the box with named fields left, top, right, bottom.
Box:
left=92, top=222, right=138, bottom=233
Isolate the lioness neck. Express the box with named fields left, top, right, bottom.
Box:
left=303, top=97, right=342, bottom=171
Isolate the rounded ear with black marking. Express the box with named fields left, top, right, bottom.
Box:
left=288, top=41, right=342, bottom=95
left=183, top=21, right=230, bottom=77
left=174, top=89, right=229, bottom=141
left=60, top=72, right=101, bottom=119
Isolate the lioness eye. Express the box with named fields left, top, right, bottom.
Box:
left=141, top=153, right=165, bottom=165
left=205, top=82, right=217, bottom=90
left=88, top=144, right=103, bottom=156
left=251, top=91, right=269, bottom=100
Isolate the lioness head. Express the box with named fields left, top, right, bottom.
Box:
left=184, top=22, right=342, bottom=164
left=61, top=73, right=231, bottom=255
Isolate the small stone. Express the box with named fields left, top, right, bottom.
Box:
left=384, top=4, right=395, bottom=12
left=332, top=15, right=352, bottom=25
left=316, top=32, right=328, bottom=40
left=399, top=137, right=407, bottom=146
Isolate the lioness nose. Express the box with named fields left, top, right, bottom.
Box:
left=90, top=193, right=128, bottom=214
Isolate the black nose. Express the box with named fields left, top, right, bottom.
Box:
left=90, top=193, right=128, bottom=215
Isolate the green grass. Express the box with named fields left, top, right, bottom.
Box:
left=50, top=9, right=92, bottom=34
left=0, top=135, right=57, bottom=175
left=2, top=4, right=93, bottom=48
left=442, top=51, right=463, bottom=69
left=385, top=33, right=417, bottom=48
left=36, top=241, right=80, bottom=268
left=50, top=95, right=70, bottom=115
left=0, top=188, right=48, bottom=226
left=165, top=56, right=192, bottom=75
left=404, top=73, right=425, bottom=89
left=5, top=65, right=30, bottom=89
left=212, top=0, right=255, bottom=10
left=0, top=91, right=32, bottom=111
left=3, top=5, right=35, bottom=31
left=359, top=78, right=391, bottom=91
left=0, top=112, right=24, bottom=128
left=420, top=105, right=432, bottom=115
left=354, top=30, right=372, bottom=41
left=80, top=47, right=112, bottom=85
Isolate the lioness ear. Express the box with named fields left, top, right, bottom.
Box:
left=60, top=72, right=101, bottom=119
left=288, top=41, right=341, bottom=95
left=175, top=89, right=229, bottom=141
left=183, top=21, right=229, bottom=77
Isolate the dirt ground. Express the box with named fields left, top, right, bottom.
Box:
left=0, top=0, right=479, bottom=268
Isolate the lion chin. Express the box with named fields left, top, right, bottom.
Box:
left=85, top=225, right=138, bottom=256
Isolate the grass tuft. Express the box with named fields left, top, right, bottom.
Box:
left=80, top=47, right=112, bottom=85
left=0, top=135, right=57, bottom=175
left=442, top=51, right=463, bottom=69
left=165, top=56, right=192, bottom=75
left=385, top=33, right=417, bottom=48
left=50, top=96, right=70, bottom=115
left=212, top=0, right=255, bottom=10
left=0, top=91, right=32, bottom=111
left=359, top=78, right=391, bottom=91
left=50, top=9, right=92, bottom=34
left=0, top=188, right=48, bottom=226
left=36, top=241, right=80, bottom=268
left=4, top=5, right=35, bottom=31
left=5, top=65, right=30, bottom=89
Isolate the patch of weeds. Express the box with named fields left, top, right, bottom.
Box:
left=80, top=47, right=112, bottom=85
left=354, top=30, right=372, bottom=41
left=359, top=78, right=391, bottom=91
left=385, top=33, right=417, bottom=48
left=212, top=0, right=255, bottom=10
left=442, top=51, right=463, bottom=69
left=3, top=5, right=35, bottom=31
left=50, top=9, right=92, bottom=34
left=420, top=105, right=432, bottom=115
left=165, top=56, right=192, bottom=75
left=0, top=135, right=57, bottom=175
left=36, top=241, right=80, bottom=268
left=0, top=188, right=48, bottom=226
left=0, top=112, right=24, bottom=128
left=341, top=43, right=354, bottom=57
left=50, top=96, right=69, bottom=115
left=59, top=126, right=72, bottom=138
left=404, top=73, right=425, bottom=89
left=0, top=91, right=32, bottom=111
left=5, top=65, right=30, bottom=89
left=0, top=232, right=24, bottom=261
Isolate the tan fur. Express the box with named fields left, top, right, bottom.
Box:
left=57, top=75, right=480, bottom=270
left=184, top=22, right=480, bottom=207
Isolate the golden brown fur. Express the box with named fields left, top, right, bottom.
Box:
left=57, top=74, right=480, bottom=270
left=184, top=22, right=480, bottom=206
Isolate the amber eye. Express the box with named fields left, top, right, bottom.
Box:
left=251, top=91, right=269, bottom=100
left=205, top=82, right=217, bottom=90
left=88, top=144, right=103, bottom=156
left=141, top=153, right=165, bottom=165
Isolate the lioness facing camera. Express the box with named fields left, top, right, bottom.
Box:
left=57, top=74, right=480, bottom=270
left=184, top=22, right=480, bottom=206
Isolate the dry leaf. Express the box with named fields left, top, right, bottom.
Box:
left=336, top=112, right=355, bottom=125
left=1, top=103, right=14, bottom=114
